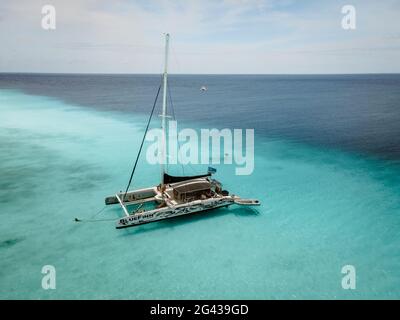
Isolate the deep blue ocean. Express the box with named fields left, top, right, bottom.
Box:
left=0, top=73, right=399, bottom=299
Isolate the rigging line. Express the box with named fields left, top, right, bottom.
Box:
left=123, top=80, right=162, bottom=202
left=167, top=86, right=199, bottom=176
left=168, top=82, right=199, bottom=176
left=168, top=83, right=201, bottom=176
left=167, top=83, right=185, bottom=175
left=170, top=45, right=182, bottom=74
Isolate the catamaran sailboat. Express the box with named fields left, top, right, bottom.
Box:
left=105, top=34, right=260, bottom=229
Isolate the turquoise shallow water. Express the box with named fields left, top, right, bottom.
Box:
left=0, top=88, right=400, bottom=299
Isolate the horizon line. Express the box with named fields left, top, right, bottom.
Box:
left=1, top=72, right=400, bottom=76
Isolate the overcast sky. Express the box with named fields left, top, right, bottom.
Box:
left=1, top=0, right=399, bottom=74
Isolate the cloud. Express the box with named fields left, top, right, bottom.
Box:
left=0, top=0, right=399, bottom=73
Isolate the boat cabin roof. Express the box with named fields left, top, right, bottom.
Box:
left=171, top=178, right=211, bottom=194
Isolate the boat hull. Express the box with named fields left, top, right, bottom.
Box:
left=105, top=187, right=157, bottom=205
left=115, top=197, right=234, bottom=229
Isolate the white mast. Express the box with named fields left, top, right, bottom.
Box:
left=160, top=33, right=169, bottom=184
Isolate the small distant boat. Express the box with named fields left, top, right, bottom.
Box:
left=200, top=86, right=207, bottom=92
left=105, top=34, right=260, bottom=229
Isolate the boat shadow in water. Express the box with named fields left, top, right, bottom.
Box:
left=120, top=206, right=260, bottom=236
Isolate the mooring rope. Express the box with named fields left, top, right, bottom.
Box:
left=75, top=217, right=116, bottom=223
left=74, top=205, right=112, bottom=223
